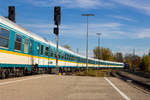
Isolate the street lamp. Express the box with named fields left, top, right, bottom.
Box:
left=96, top=33, right=102, bottom=59
left=82, top=14, right=94, bottom=73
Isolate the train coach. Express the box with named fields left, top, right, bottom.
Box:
left=0, top=16, right=124, bottom=78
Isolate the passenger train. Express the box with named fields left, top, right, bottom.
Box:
left=0, top=16, right=124, bottom=78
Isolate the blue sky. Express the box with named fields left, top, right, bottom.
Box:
left=1, top=0, right=150, bottom=57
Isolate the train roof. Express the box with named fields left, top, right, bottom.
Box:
left=0, top=16, right=78, bottom=56
left=0, top=16, right=123, bottom=64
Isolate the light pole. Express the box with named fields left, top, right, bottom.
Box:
left=96, top=33, right=102, bottom=59
left=82, top=14, right=94, bottom=73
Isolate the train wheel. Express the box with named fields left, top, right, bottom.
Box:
left=5, top=69, right=9, bottom=78
left=1, top=71, right=6, bottom=79
left=19, top=69, right=24, bottom=77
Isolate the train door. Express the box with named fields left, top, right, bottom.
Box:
left=45, top=46, right=50, bottom=67
left=29, top=39, right=34, bottom=65
left=40, top=44, right=44, bottom=65
left=24, top=38, right=29, bottom=64
left=37, top=43, right=40, bottom=65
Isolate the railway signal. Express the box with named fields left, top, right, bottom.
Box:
left=8, top=6, right=16, bottom=23
left=54, top=6, right=61, bottom=26
left=54, top=27, right=58, bottom=35
left=53, top=6, right=61, bottom=74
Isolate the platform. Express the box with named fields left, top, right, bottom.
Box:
left=0, top=75, right=149, bottom=100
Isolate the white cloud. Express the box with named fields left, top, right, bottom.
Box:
left=23, top=19, right=150, bottom=40
left=112, top=0, right=150, bottom=15
left=75, top=0, right=102, bottom=9
left=23, top=23, right=72, bottom=29
left=23, top=24, right=51, bottom=28
left=111, top=15, right=136, bottom=22
left=87, top=23, right=125, bottom=38
left=22, top=22, right=125, bottom=39
left=25, top=0, right=114, bottom=9
left=60, top=22, right=124, bottom=38
left=114, top=46, right=149, bottom=56
left=136, top=28, right=150, bottom=38
left=90, top=23, right=123, bottom=28
left=27, top=0, right=150, bottom=13
left=25, top=0, right=50, bottom=7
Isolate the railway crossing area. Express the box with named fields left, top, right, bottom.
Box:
left=0, top=75, right=149, bottom=100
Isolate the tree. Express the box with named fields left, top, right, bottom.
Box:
left=93, top=47, right=100, bottom=59
left=63, top=45, right=71, bottom=50
left=140, top=55, right=150, bottom=72
left=114, top=52, right=123, bottom=62
left=124, top=53, right=141, bottom=70
left=93, top=47, right=114, bottom=61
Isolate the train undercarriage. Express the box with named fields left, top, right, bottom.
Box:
left=0, top=65, right=83, bottom=79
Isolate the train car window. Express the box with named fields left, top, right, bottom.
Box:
left=67, top=54, right=68, bottom=60
left=55, top=51, right=58, bottom=58
left=62, top=53, right=64, bottom=59
left=30, top=40, right=33, bottom=54
left=70, top=55, right=72, bottom=60
left=55, top=51, right=56, bottom=58
left=73, top=56, right=75, bottom=61
left=75, top=57, right=77, bottom=61
left=41, top=45, right=44, bottom=55
left=37, top=43, right=40, bottom=55
left=59, top=52, right=61, bottom=59
left=68, top=54, right=70, bottom=60
left=0, top=27, right=10, bottom=48
left=72, top=56, right=74, bottom=61
left=66, top=54, right=68, bottom=60
left=15, top=34, right=22, bottom=51
left=45, top=46, right=49, bottom=56
left=24, top=39, right=29, bottom=53
left=65, top=54, right=67, bottom=60
left=50, top=48, right=53, bottom=57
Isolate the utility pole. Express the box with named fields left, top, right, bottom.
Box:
left=82, top=14, right=94, bottom=74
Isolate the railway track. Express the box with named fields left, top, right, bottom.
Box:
left=111, top=70, right=150, bottom=94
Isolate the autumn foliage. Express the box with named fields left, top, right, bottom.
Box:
left=93, top=46, right=150, bottom=72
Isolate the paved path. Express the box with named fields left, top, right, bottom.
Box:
left=0, top=75, right=149, bottom=100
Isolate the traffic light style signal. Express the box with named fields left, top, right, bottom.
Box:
left=8, top=6, right=16, bottom=23
left=53, top=27, right=59, bottom=35
left=54, top=6, right=61, bottom=25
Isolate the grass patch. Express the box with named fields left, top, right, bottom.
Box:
left=76, top=69, right=112, bottom=77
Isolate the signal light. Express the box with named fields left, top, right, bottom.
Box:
left=54, top=27, right=59, bottom=35
left=8, top=6, right=16, bottom=23
left=54, top=6, right=61, bottom=25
